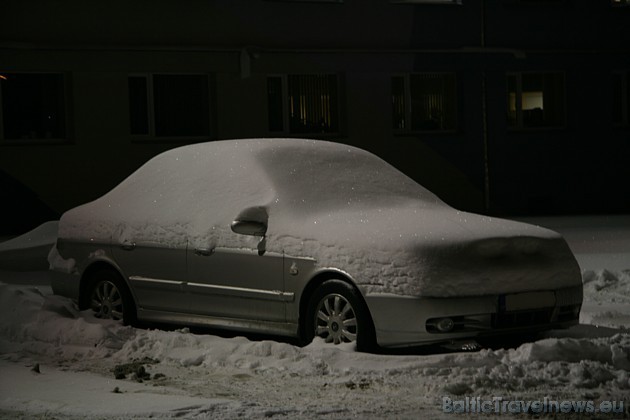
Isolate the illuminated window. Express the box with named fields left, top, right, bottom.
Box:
left=0, top=73, right=67, bottom=141
left=507, top=73, right=565, bottom=129
left=613, top=72, right=630, bottom=125
left=392, top=73, right=457, bottom=132
left=129, top=74, right=210, bottom=137
left=267, top=74, right=340, bottom=135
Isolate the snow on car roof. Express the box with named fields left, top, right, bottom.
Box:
left=59, top=138, right=441, bottom=243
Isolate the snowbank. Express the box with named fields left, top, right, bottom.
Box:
left=1, top=268, right=628, bottom=418
left=519, top=215, right=630, bottom=271
left=580, top=269, right=630, bottom=330
left=0, top=221, right=57, bottom=271
left=0, top=221, right=57, bottom=252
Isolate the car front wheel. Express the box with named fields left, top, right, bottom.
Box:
left=305, top=279, right=376, bottom=352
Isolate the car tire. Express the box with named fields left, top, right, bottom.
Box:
left=85, top=269, right=136, bottom=326
left=304, top=279, right=376, bottom=352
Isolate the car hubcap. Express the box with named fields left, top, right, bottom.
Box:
left=314, top=293, right=357, bottom=344
left=91, top=280, right=124, bottom=320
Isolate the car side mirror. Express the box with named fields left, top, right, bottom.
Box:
left=231, top=207, right=268, bottom=255
left=230, top=220, right=267, bottom=237
left=231, top=206, right=268, bottom=237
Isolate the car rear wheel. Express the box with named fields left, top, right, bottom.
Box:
left=86, top=269, right=136, bottom=325
left=305, top=279, right=376, bottom=352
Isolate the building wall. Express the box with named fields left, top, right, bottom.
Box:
left=1, top=0, right=629, bottom=234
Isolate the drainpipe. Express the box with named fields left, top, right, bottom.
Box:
left=481, top=0, right=491, bottom=213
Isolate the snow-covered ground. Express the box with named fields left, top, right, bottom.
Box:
left=0, top=216, right=629, bottom=419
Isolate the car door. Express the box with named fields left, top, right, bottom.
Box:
left=186, top=245, right=287, bottom=322
left=111, top=228, right=189, bottom=314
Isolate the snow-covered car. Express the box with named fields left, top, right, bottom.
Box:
left=49, top=139, right=583, bottom=351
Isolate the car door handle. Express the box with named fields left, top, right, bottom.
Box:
left=120, top=242, right=136, bottom=251
left=194, top=247, right=214, bottom=257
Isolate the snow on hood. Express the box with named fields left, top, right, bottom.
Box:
left=57, top=139, right=581, bottom=297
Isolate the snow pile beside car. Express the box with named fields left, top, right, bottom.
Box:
left=0, top=221, right=57, bottom=271
left=0, top=283, right=132, bottom=360
left=580, top=269, right=630, bottom=329
left=1, top=269, right=628, bottom=418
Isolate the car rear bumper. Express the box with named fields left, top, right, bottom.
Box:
left=365, top=285, right=583, bottom=348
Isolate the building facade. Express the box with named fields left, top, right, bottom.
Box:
left=1, top=0, right=629, bottom=234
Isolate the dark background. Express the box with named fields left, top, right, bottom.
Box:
left=1, top=0, right=629, bottom=236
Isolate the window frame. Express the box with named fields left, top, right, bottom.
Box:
left=391, top=72, right=459, bottom=134
left=128, top=72, right=213, bottom=142
left=506, top=71, right=567, bottom=131
left=0, top=71, right=71, bottom=144
left=267, top=73, right=343, bottom=137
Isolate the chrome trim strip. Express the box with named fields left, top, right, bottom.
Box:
left=129, top=276, right=184, bottom=286
left=187, top=282, right=295, bottom=302
left=128, top=276, right=294, bottom=302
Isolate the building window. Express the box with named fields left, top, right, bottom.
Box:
left=0, top=73, right=67, bottom=141
left=507, top=72, right=565, bottom=129
left=392, top=73, right=457, bottom=132
left=267, top=74, right=340, bottom=135
left=613, top=72, right=629, bottom=126
left=129, top=74, right=210, bottom=138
